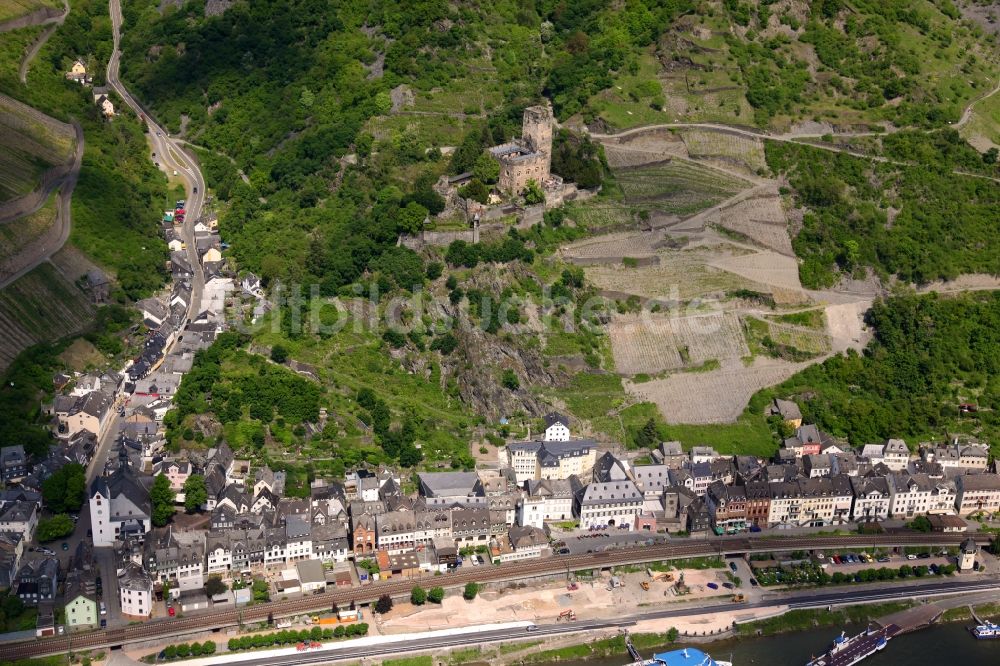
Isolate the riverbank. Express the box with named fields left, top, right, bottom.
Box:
left=411, top=597, right=1000, bottom=666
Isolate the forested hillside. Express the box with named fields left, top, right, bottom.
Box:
left=585, top=0, right=998, bottom=131
left=767, top=131, right=1000, bottom=287
left=755, top=291, right=1000, bottom=452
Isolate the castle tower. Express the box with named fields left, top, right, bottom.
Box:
left=521, top=104, right=553, bottom=162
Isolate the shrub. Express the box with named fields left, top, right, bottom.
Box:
left=463, top=582, right=480, bottom=600
left=411, top=586, right=427, bottom=605
left=428, top=587, right=445, bottom=603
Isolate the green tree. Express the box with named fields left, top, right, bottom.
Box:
left=183, top=474, right=208, bottom=513
left=204, top=575, right=228, bottom=597
left=151, top=474, right=176, bottom=527
left=634, top=418, right=660, bottom=449
left=428, top=587, right=445, bottom=603
left=473, top=152, right=500, bottom=184
left=374, top=91, right=392, bottom=115
left=36, top=514, right=74, bottom=542
left=907, top=515, right=932, bottom=532
left=666, top=627, right=679, bottom=643
left=42, top=463, right=86, bottom=514
left=410, top=586, right=426, bottom=605
left=374, top=594, right=393, bottom=614
left=397, top=201, right=429, bottom=235
left=270, top=345, right=288, bottom=364
left=523, top=179, right=545, bottom=205
left=463, top=582, right=480, bottom=600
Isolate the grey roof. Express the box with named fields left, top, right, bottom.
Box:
left=417, top=471, right=483, bottom=498
left=631, top=465, right=672, bottom=493
left=525, top=478, right=573, bottom=498
left=956, top=474, right=1000, bottom=491
left=578, top=480, right=642, bottom=505
left=543, top=412, right=569, bottom=428
left=507, top=439, right=595, bottom=465
left=118, top=562, right=152, bottom=591
left=296, top=558, right=325, bottom=585
left=773, top=398, right=802, bottom=421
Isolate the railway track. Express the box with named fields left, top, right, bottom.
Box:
left=0, top=532, right=985, bottom=659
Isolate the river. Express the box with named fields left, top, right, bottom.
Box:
left=549, top=623, right=999, bottom=665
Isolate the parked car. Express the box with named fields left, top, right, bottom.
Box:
left=877, top=556, right=891, bottom=563
left=168, top=606, right=175, bottom=617
left=61, top=542, right=69, bottom=551
left=729, top=561, right=738, bottom=572
left=918, top=552, right=931, bottom=559
left=100, top=602, right=107, bottom=616
left=906, top=553, right=917, bottom=560
left=749, top=578, right=758, bottom=587
left=832, top=555, right=842, bottom=564
left=706, top=582, right=719, bottom=590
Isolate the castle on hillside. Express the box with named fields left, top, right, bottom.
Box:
left=489, top=104, right=554, bottom=194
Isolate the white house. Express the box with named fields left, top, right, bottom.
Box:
left=516, top=496, right=545, bottom=529
left=89, top=467, right=151, bottom=547
left=850, top=476, right=891, bottom=522
left=118, top=562, right=153, bottom=618
left=574, top=479, right=643, bottom=530
left=543, top=412, right=570, bottom=442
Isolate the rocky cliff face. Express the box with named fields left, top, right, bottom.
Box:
left=447, top=324, right=566, bottom=421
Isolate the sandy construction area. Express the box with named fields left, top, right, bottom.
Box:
left=378, top=569, right=737, bottom=634
left=628, top=356, right=816, bottom=424
left=824, top=300, right=872, bottom=354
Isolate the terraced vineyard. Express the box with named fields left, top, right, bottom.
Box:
left=0, top=0, right=60, bottom=22
left=562, top=231, right=660, bottom=261
left=614, top=160, right=748, bottom=215
left=563, top=201, right=637, bottom=230
left=714, top=195, right=794, bottom=256
left=609, top=311, right=748, bottom=376
left=629, top=356, right=813, bottom=424
left=680, top=129, right=767, bottom=173
left=0, top=192, right=55, bottom=265
left=0, top=262, right=94, bottom=371
left=0, top=93, right=74, bottom=202
left=602, top=132, right=689, bottom=168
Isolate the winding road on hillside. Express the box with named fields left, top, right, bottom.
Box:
left=0, top=119, right=83, bottom=289
left=17, top=0, right=69, bottom=83
left=107, top=0, right=206, bottom=320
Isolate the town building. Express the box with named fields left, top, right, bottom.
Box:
left=954, top=473, right=1000, bottom=516
left=573, top=478, right=643, bottom=529
left=118, top=562, right=153, bottom=618
left=89, top=465, right=152, bottom=547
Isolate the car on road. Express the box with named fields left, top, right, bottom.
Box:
left=39, top=547, right=55, bottom=556
left=193, top=186, right=198, bottom=193
left=526, top=625, right=537, bottom=632
left=61, top=542, right=69, bottom=551
left=87, top=529, right=92, bottom=537
left=749, top=578, right=758, bottom=587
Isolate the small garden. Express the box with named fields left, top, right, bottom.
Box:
left=753, top=560, right=956, bottom=587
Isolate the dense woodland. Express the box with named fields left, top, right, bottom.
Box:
left=756, top=292, right=1000, bottom=452
left=767, top=134, right=1000, bottom=288
left=3, top=0, right=1000, bottom=469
